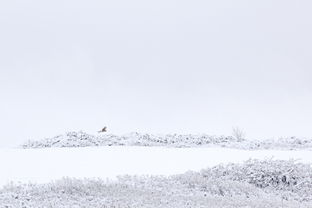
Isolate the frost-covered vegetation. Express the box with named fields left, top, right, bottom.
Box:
left=1, top=159, right=311, bottom=208
left=22, top=131, right=312, bottom=150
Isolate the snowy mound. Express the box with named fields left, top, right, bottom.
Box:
left=1, top=160, right=311, bottom=208
left=22, top=131, right=312, bottom=150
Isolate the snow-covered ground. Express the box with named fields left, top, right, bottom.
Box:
left=1, top=146, right=311, bottom=187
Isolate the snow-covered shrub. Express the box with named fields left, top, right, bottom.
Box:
left=201, top=159, right=312, bottom=201
left=232, top=127, right=246, bottom=142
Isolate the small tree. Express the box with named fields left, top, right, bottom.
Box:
left=232, top=127, right=245, bottom=142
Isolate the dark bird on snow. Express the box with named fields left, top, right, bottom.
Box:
left=98, top=126, right=107, bottom=133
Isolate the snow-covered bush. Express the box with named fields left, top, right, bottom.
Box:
left=232, top=127, right=246, bottom=142
left=201, top=159, right=312, bottom=201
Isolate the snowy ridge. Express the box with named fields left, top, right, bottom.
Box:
left=1, top=159, right=311, bottom=208
left=22, top=131, right=312, bottom=150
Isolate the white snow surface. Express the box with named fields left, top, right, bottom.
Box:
left=0, top=146, right=311, bottom=187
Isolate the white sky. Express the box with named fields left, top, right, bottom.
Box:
left=0, top=0, right=312, bottom=147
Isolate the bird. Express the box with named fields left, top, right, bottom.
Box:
left=98, top=126, right=107, bottom=133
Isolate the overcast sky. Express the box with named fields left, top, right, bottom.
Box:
left=0, top=0, right=312, bottom=147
